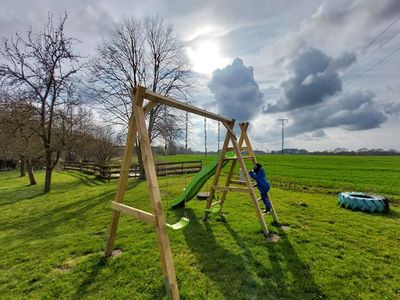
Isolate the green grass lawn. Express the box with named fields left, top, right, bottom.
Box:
left=0, top=155, right=399, bottom=299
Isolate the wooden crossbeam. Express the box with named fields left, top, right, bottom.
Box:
left=111, top=202, right=156, bottom=224
left=144, top=90, right=232, bottom=123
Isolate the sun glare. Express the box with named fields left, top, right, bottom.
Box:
left=187, top=41, right=230, bottom=74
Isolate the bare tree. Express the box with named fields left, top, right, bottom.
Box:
left=0, top=99, right=43, bottom=184
left=89, top=126, right=122, bottom=165
left=158, top=106, right=185, bottom=155
left=0, top=14, right=83, bottom=192
left=87, top=15, right=193, bottom=177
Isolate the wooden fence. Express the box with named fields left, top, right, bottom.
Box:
left=62, top=160, right=202, bottom=181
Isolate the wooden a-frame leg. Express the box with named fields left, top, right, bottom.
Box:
left=105, top=108, right=138, bottom=256
left=219, top=123, right=247, bottom=207
left=239, top=123, right=280, bottom=225
left=225, top=126, right=270, bottom=237
left=204, top=120, right=235, bottom=211
left=134, top=87, right=179, bottom=300
left=219, top=160, right=237, bottom=208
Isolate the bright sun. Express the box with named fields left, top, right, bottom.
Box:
left=186, top=41, right=230, bottom=74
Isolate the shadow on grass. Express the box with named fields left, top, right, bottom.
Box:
left=56, top=171, right=104, bottom=188
left=0, top=177, right=145, bottom=247
left=384, top=209, right=400, bottom=219
left=221, top=221, right=325, bottom=299
left=74, top=256, right=107, bottom=299
left=265, top=227, right=326, bottom=299
left=1, top=171, right=104, bottom=207
left=181, top=209, right=264, bottom=299
left=0, top=189, right=115, bottom=245
left=180, top=208, right=325, bottom=298
left=0, top=189, right=43, bottom=207
left=342, top=207, right=400, bottom=219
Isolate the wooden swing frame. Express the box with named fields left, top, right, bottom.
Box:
left=104, top=86, right=279, bottom=299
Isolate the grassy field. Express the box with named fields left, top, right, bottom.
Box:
left=0, top=155, right=399, bottom=299
left=162, top=154, right=400, bottom=201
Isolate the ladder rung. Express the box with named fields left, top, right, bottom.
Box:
left=230, top=179, right=246, bottom=185
left=211, top=201, right=222, bottom=206
left=212, top=185, right=251, bottom=193
left=227, top=146, right=249, bottom=151
left=243, top=156, right=255, bottom=160
left=224, top=156, right=237, bottom=160
left=230, top=180, right=257, bottom=187
left=224, top=155, right=254, bottom=161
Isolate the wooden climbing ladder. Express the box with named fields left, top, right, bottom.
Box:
left=204, top=122, right=280, bottom=232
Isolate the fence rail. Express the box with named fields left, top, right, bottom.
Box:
left=62, top=160, right=202, bottom=181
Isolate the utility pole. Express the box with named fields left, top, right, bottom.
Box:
left=277, top=118, right=288, bottom=155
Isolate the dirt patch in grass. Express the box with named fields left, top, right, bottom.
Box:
left=266, top=233, right=280, bottom=243
left=111, top=249, right=123, bottom=258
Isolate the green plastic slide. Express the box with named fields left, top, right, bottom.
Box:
left=170, top=151, right=235, bottom=208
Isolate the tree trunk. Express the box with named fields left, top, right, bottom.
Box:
left=44, top=150, right=52, bottom=193
left=26, top=159, right=37, bottom=185
left=20, top=155, right=26, bottom=177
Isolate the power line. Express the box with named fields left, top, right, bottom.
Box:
left=363, top=15, right=400, bottom=52
left=342, top=27, right=400, bottom=82
left=342, top=14, right=400, bottom=74
left=324, top=14, right=400, bottom=90
left=345, top=44, right=400, bottom=86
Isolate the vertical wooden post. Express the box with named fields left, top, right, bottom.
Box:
left=133, top=86, right=179, bottom=300
left=104, top=90, right=140, bottom=257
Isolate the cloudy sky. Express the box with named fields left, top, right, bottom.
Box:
left=1, top=0, right=400, bottom=151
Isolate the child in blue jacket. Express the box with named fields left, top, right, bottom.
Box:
left=249, top=163, right=272, bottom=213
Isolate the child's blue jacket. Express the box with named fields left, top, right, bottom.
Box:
left=249, top=167, right=270, bottom=194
